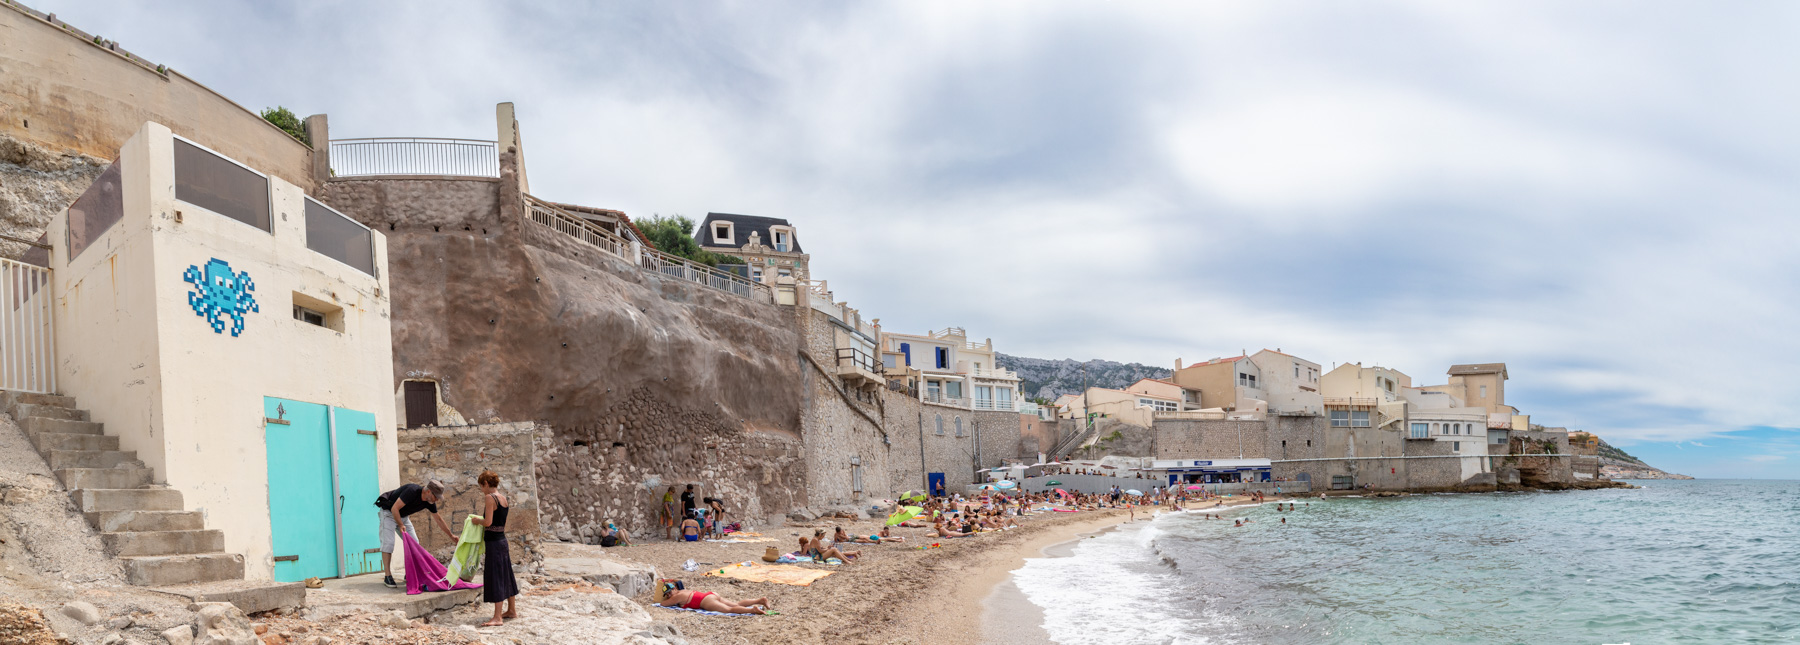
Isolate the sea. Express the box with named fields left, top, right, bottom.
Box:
left=1010, top=479, right=1800, bottom=645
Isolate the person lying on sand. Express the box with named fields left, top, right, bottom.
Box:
left=655, top=579, right=770, bottom=615
left=800, top=535, right=861, bottom=561
left=934, top=519, right=973, bottom=538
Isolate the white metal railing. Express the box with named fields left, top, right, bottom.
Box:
left=524, top=195, right=771, bottom=303
left=970, top=367, right=1018, bottom=380
left=329, top=138, right=499, bottom=178
left=1, top=259, right=55, bottom=395
left=923, top=391, right=970, bottom=408
left=972, top=397, right=1020, bottom=412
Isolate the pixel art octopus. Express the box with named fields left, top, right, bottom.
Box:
left=184, top=258, right=259, bottom=336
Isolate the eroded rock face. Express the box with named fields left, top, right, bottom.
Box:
left=0, top=134, right=106, bottom=260
left=320, top=170, right=810, bottom=541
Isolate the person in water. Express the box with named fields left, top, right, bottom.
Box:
left=654, top=579, right=770, bottom=615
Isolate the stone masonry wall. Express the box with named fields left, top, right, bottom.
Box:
left=533, top=386, right=807, bottom=541
left=795, top=305, right=891, bottom=508
left=1154, top=419, right=1272, bottom=459
left=398, top=422, right=543, bottom=564
left=884, top=393, right=985, bottom=496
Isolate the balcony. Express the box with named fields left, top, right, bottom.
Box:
left=969, top=366, right=1019, bottom=381
left=922, top=391, right=970, bottom=409
left=835, top=347, right=885, bottom=389
left=1324, top=397, right=1380, bottom=408
left=972, top=398, right=1020, bottom=412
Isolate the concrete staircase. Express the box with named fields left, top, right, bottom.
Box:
left=4, top=392, right=245, bottom=586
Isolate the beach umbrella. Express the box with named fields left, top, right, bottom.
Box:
left=1186, top=485, right=1203, bottom=490
left=886, top=505, right=923, bottom=526
left=1126, top=489, right=1143, bottom=496
left=1055, top=488, right=1071, bottom=499
left=1045, top=480, right=1062, bottom=486
left=995, top=480, right=1018, bottom=490
left=900, top=490, right=927, bottom=503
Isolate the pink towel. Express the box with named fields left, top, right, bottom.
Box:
left=399, top=530, right=482, bottom=595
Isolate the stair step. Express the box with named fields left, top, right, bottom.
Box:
left=86, top=510, right=205, bottom=533
left=12, top=403, right=88, bottom=422
left=57, top=468, right=153, bottom=490
left=102, top=529, right=225, bottom=557
left=1, top=392, right=76, bottom=412
left=33, top=432, right=119, bottom=452
left=121, top=552, right=246, bottom=586
left=48, top=450, right=139, bottom=470
left=72, top=488, right=184, bottom=512
left=22, top=417, right=105, bottom=437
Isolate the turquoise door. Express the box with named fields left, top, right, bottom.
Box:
left=333, top=408, right=383, bottom=576
left=264, top=398, right=339, bottom=581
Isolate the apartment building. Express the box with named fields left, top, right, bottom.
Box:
left=879, top=327, right=1022, bottom=411
left=1169, top=355, right=1264, bottom=415
left=693, top=212, right=809, bottom=286
left=1247, top=349, right=1324, bottom=415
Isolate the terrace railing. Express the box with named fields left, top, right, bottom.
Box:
left=523, top=195, right=771, bottom=303
left=1, top=258, right=56, bottom=395
left=329, top=138, right=500, bottom=178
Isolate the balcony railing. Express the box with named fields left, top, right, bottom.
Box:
left=1324, top=397, right=1380, bottom=408
left=836, top=347, right=882, bottom=376
left=972, top=398, right=1020, bottom=412
left=523, top=195, right=771, bottom=303
left=922, top=392, right=970, bottom=408
left=970, top=367, right=1019, bottom=380
left=329, top=138, right=499, bottom=178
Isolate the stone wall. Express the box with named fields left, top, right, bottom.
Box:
left=1268, top=415, right=1330, bottom=484
left=1508, top=430, right=1575, bottom=486
left=1018, top=416, right=1058, bottom=460
left=795, top=305, right=891, bottom=508
left=398, top=422, right=543, bottom=564
left=884, top=393, right=983, bottom=495
left=1153, top=419, right=1272, bottom=459
left=1, top=6, right=316, bottom=190
left=320, top=152, right=814, bottom=538
left=532, top=386, right=807, bottom=540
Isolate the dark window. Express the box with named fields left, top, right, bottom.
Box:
left=174, top=139, right=270, bottom=231
left=293, top=306, right=326, bottom=327
left=67, top=158, right=124, bottom=259
left=304, top=198, right=375, bottom=275
left=935, top=347, right=948, bottom=369
left=404, top=381, right=438, bottom=428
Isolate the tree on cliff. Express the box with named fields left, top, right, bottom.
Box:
left=638, top=214, right=744, bottom=267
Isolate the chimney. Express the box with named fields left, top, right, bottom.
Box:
left=1174, top=358, right=1183, bottom=371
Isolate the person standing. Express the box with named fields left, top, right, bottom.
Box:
left=680, top=484, right=698, bottom=521
left=705, top=497, right=727, bottom=533
left=474, top=470, right=519, bottom=627
left=375, top=480, right=455, bottom=589
left=660, top=486, right=678, bottom=540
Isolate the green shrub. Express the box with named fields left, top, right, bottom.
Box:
left=260, top=106, right=308, bottom=145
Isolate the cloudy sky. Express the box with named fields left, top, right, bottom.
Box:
left=42, top=1, right=1798, bottom=479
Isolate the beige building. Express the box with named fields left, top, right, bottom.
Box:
left=1320, top=363, right=1414, bottom=432
left=1247, top=349, right=1324, bottom=415
left=1055, top=386, right=1182, bottom=427
left=1418, top=363, right=1512, bottom=417
left=1169, top=355, right=1265, bottom=416
left=693, top=212, right=809, bottom=286
left=879, top=327, right=1022, bottom=412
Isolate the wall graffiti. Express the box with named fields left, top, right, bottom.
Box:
left=183, top=258, right=259, bottom=336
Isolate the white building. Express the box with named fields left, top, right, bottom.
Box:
left=879, top=327, right=1022, bottom=412
left=45, top=122, right=399, bottom=583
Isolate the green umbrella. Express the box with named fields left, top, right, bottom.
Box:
left=886, top=505, right=923, bottom=526
left=900, top=490, right=927, bottom=503
left=1045, top=480, right=1062, bottom=486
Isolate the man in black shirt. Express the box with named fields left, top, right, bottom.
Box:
left=375, top=480, right=456, bottom=588
left=680, top=484, right=697, bottom=521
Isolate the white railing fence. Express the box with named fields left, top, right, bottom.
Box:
left=523, top=195, right=771, bottom=303
left=329, top=138, right=500, bottom=178
left=1, top=258, right=55, bottom=394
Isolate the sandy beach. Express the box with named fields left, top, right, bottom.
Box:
left=603, top=495, right=1273, bottom=645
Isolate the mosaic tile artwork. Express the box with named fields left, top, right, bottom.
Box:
left=183, top=258, right=259, bottom=336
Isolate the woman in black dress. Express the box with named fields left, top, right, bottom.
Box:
left=475, top=470, right=518, bottom=627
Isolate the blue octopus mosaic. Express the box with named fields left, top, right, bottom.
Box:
left=183, top=258, right=259, bottom=336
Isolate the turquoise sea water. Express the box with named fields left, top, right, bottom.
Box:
left=1012, top=480, right=1800, bottom=644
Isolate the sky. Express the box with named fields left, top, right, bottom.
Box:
left=38, top=0, right=1799, bottom=479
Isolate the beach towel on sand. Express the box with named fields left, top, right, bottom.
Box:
left=400, top=530, right=482, bottom=595
left=654, top=604, right=758, bottom=617
left=443, top=514, right=485, bottom=586
left=705, top=563, right=834, bottom=586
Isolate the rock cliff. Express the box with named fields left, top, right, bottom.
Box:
left=0, top=134, right=105, bottom=260
left=996, top=353, right=1172, bottom=401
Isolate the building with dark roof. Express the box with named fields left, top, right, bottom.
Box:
left=693, top=212, right=808, bottom=285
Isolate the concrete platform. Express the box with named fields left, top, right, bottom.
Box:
left=154, top=579, right=307, bottom=615
left=307, top=573, right=483, bottom=619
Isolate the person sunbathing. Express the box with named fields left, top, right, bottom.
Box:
left=837, top=526, right=903, bottom=544
left=800, top=535, right=860, bottom=562
left=655, top=580, right=769, bottom=615
left=934, top=519, right=973, bottom=538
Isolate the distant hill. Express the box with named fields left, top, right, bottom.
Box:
left=1595, top=435, right=1693, bottom=479
left=995, top=353, right=1172, bottom=401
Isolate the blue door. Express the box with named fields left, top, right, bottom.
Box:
left=264, top=398, right=339, bottom=582
left=927, top=472, right=946, bottom=498
left=333, top=408, right=382, bottom=577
